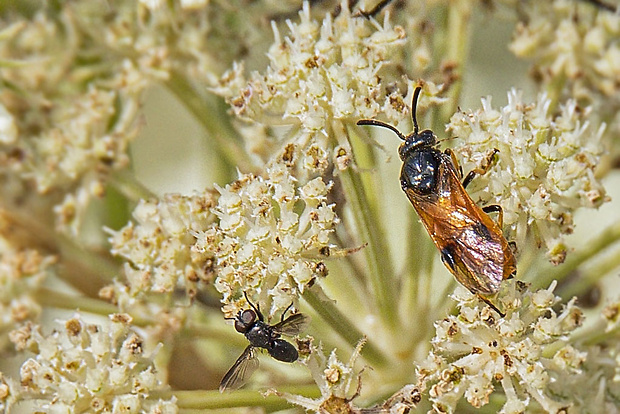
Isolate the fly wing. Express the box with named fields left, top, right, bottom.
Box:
left=219, top=345, right=259, bottom=392
left=272, top=313, right=310, bottom=336
left=442, top=226, right=505, bottom=295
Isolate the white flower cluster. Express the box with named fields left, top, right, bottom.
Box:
left=213, top=1, right=419, bottom=170
left=0, top=11, right=144, bottom=235
left=106, top=192, right=217, bottom=306
left=274, top=338, right=367, bottom=413
left=196, top=161, right=337, bottom=317
left=509, top=0, right=620, bottom=106
left=0, top=371, right=17, bottom=413
left=416, top=281, right=586, bottom=413
left=602, top=301, right=620, bottom=332
left=0, top=247, right=55, bottom=346
left=544, top=343, right=620, bottom=414
left=448, top=89, right=607, bottom=263
left=7, top=314, right=177, bottom=413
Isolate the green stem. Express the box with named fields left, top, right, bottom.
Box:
left=338, top=164, right=397, bottom=331
left=544, top=72, right=568, bottom=114
left=184, top=312, right=246, bottom=345
left=165, top=70, right=256, bottom=181
left=109, top=169, right=157, bottom=203
left=431, top=278, right=457, bottom=318
left=332, top=231, right=372, bottom=286
left=401, top=219, right=436, bottom=329
left=558, top=243, right=620, bottom=300
left=157, top=385, right=320, bottom=410
left=541, top=339, right=570, bottom=359
left=303, top=285, right=389, bottom=367
left=534, top=219, right=620, bottom=289
left=56, top=232, right=120, bottom=295
left=0, top=207, right=119, bottom=295
left=438, top=0, right=474, bottom=124
left=35, top=287, right=120, bottom=317
left=574, top=323, right=620, bottom=347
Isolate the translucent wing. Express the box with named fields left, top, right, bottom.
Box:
left=219, top=345, right=259, bottom=392
left=272, top=313, right=310, bottom=336
left=403, top=155, right=515, bottom=296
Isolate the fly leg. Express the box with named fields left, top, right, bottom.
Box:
left=444, top=147, right=499, bottom=184
left=355, top=0, right=394, bottom=18
left=281, top=301, right=294, bottom=323
left=462, top=148, right=499, bottom=189
left=476, top=294, right=506, bottom=318
left=483, top=204, right=504, bottom=229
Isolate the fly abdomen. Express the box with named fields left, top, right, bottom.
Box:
left=268, top=339, right=299, bottom=362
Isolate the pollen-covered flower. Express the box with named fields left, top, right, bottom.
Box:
left=105, top=191, right=218, bottom=306
left=273, top=337, right=368, bottom=414
left=215, top=2, right=409, bottom=127
left=0, top=246, right=55, bottom=346
left=509, top=0, right=620, bottom=107
left=415, top=281, right=585, bottom=413
left=8, top=314, right=177, bottom=413
left=602, top=301, right=620, bottom=332
left=212, top=1, right=435, bottom=171
left=0, top=371, right=18, bottom=413
left=0, top=11, right=145, bottom=235
left=448, top=89, right=608, bottom=263
left=538, top=300, right=620, bottom=413
left=196, top=160, right=337, bottom=317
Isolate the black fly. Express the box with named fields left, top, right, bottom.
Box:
left=219, top=292, right=310, bottom=392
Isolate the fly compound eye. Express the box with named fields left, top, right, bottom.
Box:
left=235, top=310, right=256, bottom=333
left=240, top=309, right=256, bottom=324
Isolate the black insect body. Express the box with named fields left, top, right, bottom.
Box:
left=235, top=308, right=299, bottom=362
left=398, top=129, right=441, bottom=196
left=219, top=293, right=310, bottom=392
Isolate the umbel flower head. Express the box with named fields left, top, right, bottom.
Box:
left=214, top=2, right=409, bottom=131
left=509, top=0, right=620, bottom=107
left=212, top=1, right=440, bottom=171
left=7, top=314, right=176, bottom=413
left=417, top=281, right=585, bottom=413
left=448, top=89, right=607, bottom=264
left=105, top=191, right=218, bottom=307
left=272, top=337, right=369, bottom=413
left=0, top=13, right=145, bottom=235
left=196, top=160, right=338, bottom=318
left=0, top=245, right=55, bottom=346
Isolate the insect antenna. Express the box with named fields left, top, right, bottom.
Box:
left=436, top=136, right=457, bottom=145
left=411, top=85, right=422, bottom=135
left=356, top=119, right=406, bottom=141
left=356, top=84, right=424, bottom=142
